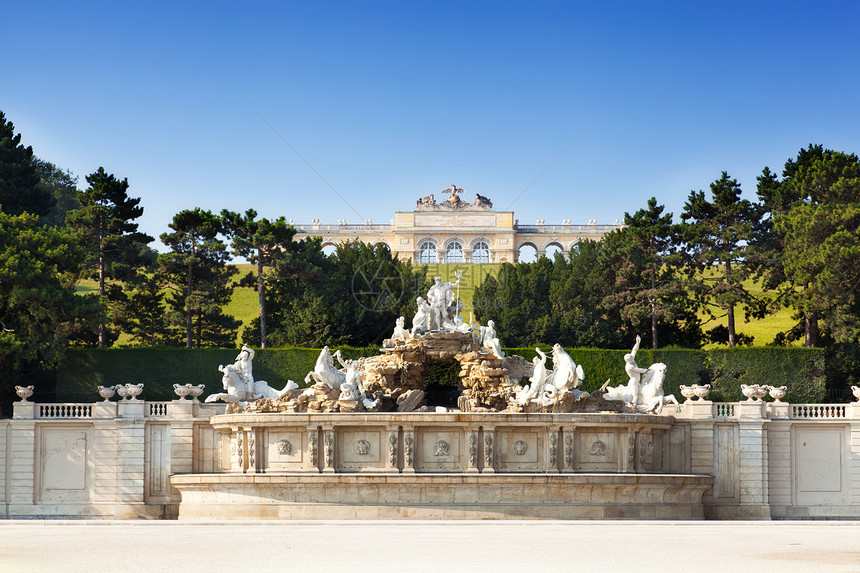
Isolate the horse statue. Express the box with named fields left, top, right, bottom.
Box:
left=304, top=346, right=347, bottom=390
left=205, top=363, right=297, bottom=404
left=516, top=344, right=586, bottom=407
left=601, top=362, right=679, bottom=414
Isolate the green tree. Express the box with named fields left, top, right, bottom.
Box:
left=0, top=211, right=99, bottom=412
left=221, top=209, right=296, bottom=348
left=125, top=277, right=171, bottom=346
left=158, top=209, right=239, bottom=348
left=760, top=146, right=860, bottom=346
left=33, top=158, right=81, bottom=227
left=679, top=172, right=763, bottom=347
left=0, top=110, right=54, bottom=217
left=600, top=197, right=699, bottom=348
left=65, top=167, right=154, bottom=347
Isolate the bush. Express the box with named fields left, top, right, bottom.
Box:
left=706, top=347, right=826, bottom=403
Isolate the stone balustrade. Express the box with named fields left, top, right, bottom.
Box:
left=2, top=397, right=860, bottom=519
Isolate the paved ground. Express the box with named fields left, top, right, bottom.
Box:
left=1, top=520, right=860, bottom=572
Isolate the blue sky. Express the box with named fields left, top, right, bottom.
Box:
left=3, top=1, right=859, bottom=250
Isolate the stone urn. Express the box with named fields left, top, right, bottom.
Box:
left=97, top=385, right=116, bottom=401
left=188, top=384, right=205, bottom=402
left=173, top=383, right=192, bottom=400
left=692, top=384, right=711, bottom=401
left=852, top=385, right=860, bottom=403
left=115, top=384, right=129, bottom=400
left=768, top=385, right=787, bottom=403
left=741, top=384, right=763, bottom=401
left=126, top=383, right=144, bottom=400
left=679, top=385, right=696, bottom=403
left=753, top=385, right=769, bottom=401
left=15, top=385, right=34, bottom=402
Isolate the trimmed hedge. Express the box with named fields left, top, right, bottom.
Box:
left=56, top=346, right=378, bottom=403
left=56, top=345, right=828, bottom=404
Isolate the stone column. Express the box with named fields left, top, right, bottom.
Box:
left=307, top=427, right=321, bottom=473
left=402, top=428, right=415, bottom=474
left=385, top=427, right=400, bottom=473
left=765, top=401, right=791, bottom=517
left=737, top=400, right=771, bottom=519
left=547, top=428, right=560, bottom=473
left=562, top=426, right=575, bottom=473
left=115, top=399, right=146, bottom=517
left=466, top=429, right=480, bottom=473
left=850, top=403, right=860, bottom=506
left=92, top=403, right=119, bottom=510
left=482, top=426, right=495, bottom=474
left=322, top=427, right=336, bottom=474
left=7, top=412, right=36, bottom=515
left=168, top=400, right=195, bottom=500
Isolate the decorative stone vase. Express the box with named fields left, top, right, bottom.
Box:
left=126, top=383, right=144, bottom=400
left=15, top=385, right=34, bottom=402
left=97, top=385, right=116, bottom=401
left=679, top=385, right=696, bottom=402
left=173, top=383, right=192, bottom=400
left=692, top=384, right=711, bottom=401
left=115, top=384, right=130, bottom=400
left=741, top=384, right=761, bottom=402
left=188, top=384, right=205, bottom=402
left=768, top=385, right=787, bottom=403
left=852, top=385, right=860, bottom=403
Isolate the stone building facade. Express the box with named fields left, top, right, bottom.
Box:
left=291, top=185, right=623, bottom=263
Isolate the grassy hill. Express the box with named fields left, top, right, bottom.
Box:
left=78, top=261, right=799, bottom=348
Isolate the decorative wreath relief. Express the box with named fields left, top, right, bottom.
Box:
left=276, top=439, right=292, bottom=456
left=590, top=439, right=607, bottom=457
left=434, top=440, right=449, bottom=456
left=355, top=439, right=371, bottom=456
left=513, top=440, right=528, bottom=456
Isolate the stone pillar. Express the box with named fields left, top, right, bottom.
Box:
left=402, top=428, right=415, bottom=474
left=307, top=427, right=321, bottom=473
left=621, top=430, right=637, bottom=473
left=322, top=427, right=335, bottom=474
left=385, top=427, right=400, bottom=473
left=7, top=418, right=36, bottom=514
left=115, top=400, right=146, bottom=517
left=737, top=400, right=770, bottom=519
left=562, top=426, right=575, bottom=473
left=92, top=414, right=119, bottom=510
left=765, top=402, right=791, bottom=518
left=482, top=426, right=495, bottom=474
left=850, top=403, right=860, bottom=506
left=168, top=400, right=195, bottom=501
left=466, top=430, right=479, bottom=473
left=547, top=428, right=560, bottom=473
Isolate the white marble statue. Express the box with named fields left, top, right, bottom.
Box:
left=426, top=274, right=461, bottom=331
left=391, top=316, right=411, bottom=342
left=205, top=347, right=298, bottom=404
left=304, top=346, right=347, bottom=390
left=452, top=314, right=474, bottom=334
left=335, top=354, right=379, bottom=410
left=478, top=319, right=504, bottom=358
left=515, top=344, right=585, bottom=406
left=601, top=336, right=679, bottom=414
left=411, top=297, right=432, bottom=335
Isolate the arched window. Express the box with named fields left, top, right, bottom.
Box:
left=418, top=241, right=437, bottom=264
left=445, top=241, right=464, bottom=263
left=472, top=241, right=490, bottom=263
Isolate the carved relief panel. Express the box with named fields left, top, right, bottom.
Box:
left=574, top=431, right=618, bottom=471
left=337, top=428, right=385, bottom=472
left=415, top=429, right=464, bottom=472
left=495, top=428, right=544, bottom=472
left=265, top=429, right=305, bottom=471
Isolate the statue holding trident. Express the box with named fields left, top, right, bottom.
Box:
left=426, top=273, right=462, bottom=331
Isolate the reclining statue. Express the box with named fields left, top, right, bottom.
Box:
left=205, top=346, right=297, bottom=404
left=601, top=336, right=679, bottom=414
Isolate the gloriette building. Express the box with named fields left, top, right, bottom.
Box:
left=292, top=185, right=623, bottom=263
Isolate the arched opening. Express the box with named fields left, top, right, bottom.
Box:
left=544, top=243, right=564, bottom=260
left=322, top=244, right=337, bottom=257
left=445, top=241, right=464, bottom=263
left=418, top=241, right=438, bottom=264
left=472, top=241, right=490, bottom=264
left=517, top=244, right=537, bottom=263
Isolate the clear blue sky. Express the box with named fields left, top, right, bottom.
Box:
left=3, top=1, right=859, bottom=251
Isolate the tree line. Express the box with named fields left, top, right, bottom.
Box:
left=474, top=149, right=860, bottom=351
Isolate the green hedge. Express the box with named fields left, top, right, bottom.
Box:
left=706, top=347, right=826, bottom=403
left=56, top=346, right=378, bottom=402
left=57, top=345, right=828, bottom=403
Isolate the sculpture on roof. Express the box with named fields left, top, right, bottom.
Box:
left=442, top=184, right=464, bottom=205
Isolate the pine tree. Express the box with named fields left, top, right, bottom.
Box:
left=0, top=110, right=53, bottom=217
left=66, top=167, right=154, bottom=347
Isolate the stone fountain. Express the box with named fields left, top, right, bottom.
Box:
left=171, top=275, right=713, bottom=520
